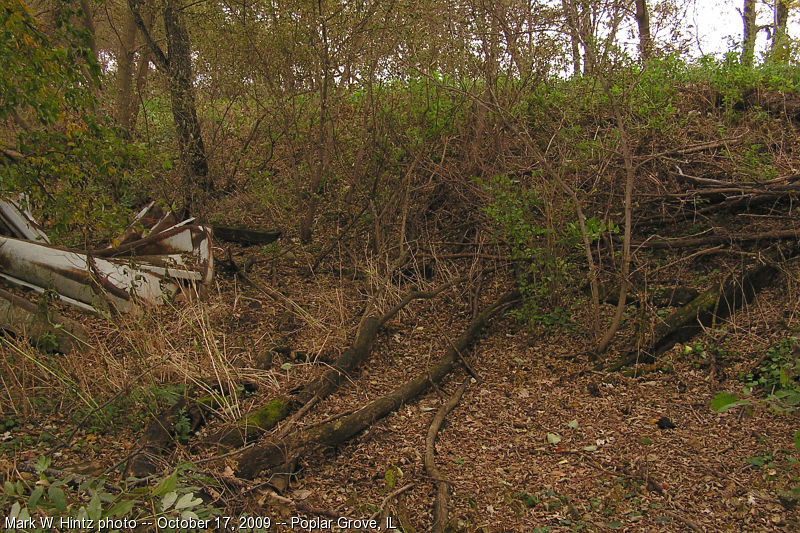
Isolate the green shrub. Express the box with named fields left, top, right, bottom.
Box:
left=745, top=337, right=800, bottom=407
left=0, top=0, right=147, bottom=244
left=481, top=174, right=577, bottom=326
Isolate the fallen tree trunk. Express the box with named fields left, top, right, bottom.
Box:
left=293, top=317, right=380, bottom=406
left=635, top=228, right=799, bottom=250
left=206, top=280, right=462, bottom=449
left=203, top=311, right=381, bottom=450
left=235, top=290, right=519, bottom=479
left=608, top=264, right=778, bottom=371
left=587, top=284, right=699, bottom=308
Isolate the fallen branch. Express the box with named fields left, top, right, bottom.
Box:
left=425, top=379, right=469, bottom=533
left=608, top=263, right=779, bottom=371
left=16, top=462, right=122, bottom=494
left=1, top=146, right=24, bottom=161
left=634, top=136, right=746, bottom=171
left=205, top=277, right=464, bottom=450
left=636, top=228, right=799, bottom=250
left=634, top=168, right=800, bottom=229
left=368, top=483, right=414, bottom=524
left=235, top=290, right=519, bottom=479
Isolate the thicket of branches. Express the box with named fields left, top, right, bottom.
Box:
left=0, top=1, right=797, bottom=347
left=2, top=1, right=800, bottom=528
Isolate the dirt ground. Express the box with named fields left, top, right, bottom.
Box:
left=1, top=240, right=799, bottom=533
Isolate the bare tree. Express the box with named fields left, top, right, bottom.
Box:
left=562, top=0, right=583, bottom=75
left=299, top=0, right=334, bottom=243
left=114, top=6, right=139, bottom=132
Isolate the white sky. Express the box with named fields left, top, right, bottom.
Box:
left=690, top=0, right=800, bottom=58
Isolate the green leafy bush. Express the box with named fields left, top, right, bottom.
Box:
left=745, top=337, right=800, bottom=409
left=0, top=0, right=147, bottom=244
left=481, top=174, right=577, bottom=326
left=1, top=459, right=236, bottom=533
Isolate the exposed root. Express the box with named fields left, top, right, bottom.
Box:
left=425, top=379, right=469, bottom=533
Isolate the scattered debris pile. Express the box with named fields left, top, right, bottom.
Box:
left=0, top=199, right=214, bottom=350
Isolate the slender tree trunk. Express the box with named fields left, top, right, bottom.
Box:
left=131, top=42, right=153, bottom=132
left=299, top=0, right=332, bottom=243
left=596, top=83, right=635, bottom=355
left=52, top=0, right=101, bottom=96
left=78, top=0, right=97, bottom=61
left=115, top=8, right=139, bottom=132
left=578, top=1, right=595, bottom=75
left=771, top=0, right=790, bottom=61
left=562, top=0, right=582, bottom=76
left=634, top=0, right=652, bottom=60
left=742, top=0, right=758, bottom=67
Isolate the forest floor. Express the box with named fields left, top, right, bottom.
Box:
left=2, top=236, right=799, bottom=532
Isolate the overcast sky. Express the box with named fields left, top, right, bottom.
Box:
left=689, top=0, right=799, bottom=57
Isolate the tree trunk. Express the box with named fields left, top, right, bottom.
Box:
left=595, top=83, right=635, bottom=354
left=634, top=0, right=652, bottom=60
left=131, top=42, right=152, bottom=132
left=771, top=0, right=790, bottom=61
left=562, top=0, right=582, bottom=76
left=115, top=8, right=139, bottom=132
left=163, top=1, right=211, bottom=198
left=79, top=0, right=98, bottom=61
left=578, top=1, right=595, bottom=75
left=299, top=0, right=333, bottom=243
left=128, top=0, right=211, bottom=210
left=742, top=0, right=758, bottom=67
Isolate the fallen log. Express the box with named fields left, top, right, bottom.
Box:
left=209, top=225, right=282, bottom=247
left=608, top=264, right=778, bottom=371
left=293, top=317, right=380, bottom=406
left=203, top=312, right=380, bottom=450
left=205, top=280, right=462, bottom=449
left=0, top=288, right=88, bottom=353
left=636, top=228, right=799, bottom=250
left=587, top=284, right=699, bottom=308
left=208, top=397, right=291, bottom=449
left=235, top=290, right=520, bottom=479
